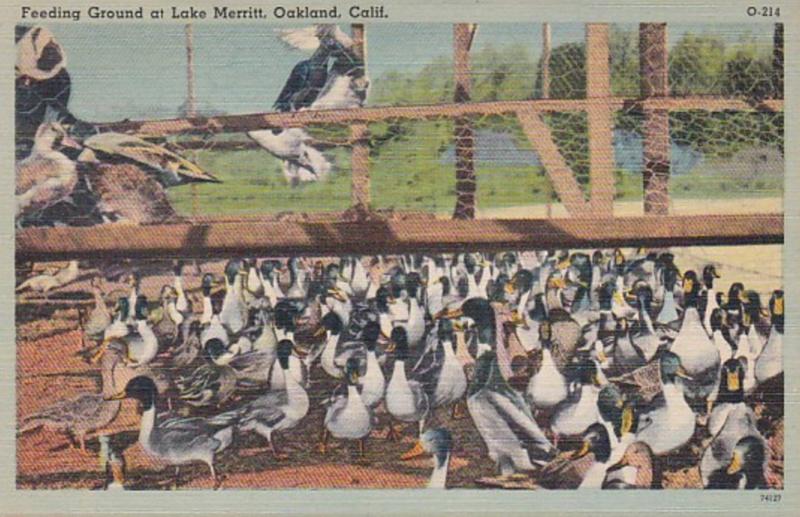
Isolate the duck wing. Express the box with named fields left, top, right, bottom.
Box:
left=536, top=452, right=596, bottom=489
left=242, top=391, right=289, bottom=428
left=486, top=390, right=554, bottom=456
left=83, top=132, right=219, bottom=185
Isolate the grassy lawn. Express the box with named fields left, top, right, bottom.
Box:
left=167, top=123, right=782, bottom=217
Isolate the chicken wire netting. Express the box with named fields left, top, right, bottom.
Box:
left=15, top=22, right=783, bottom=222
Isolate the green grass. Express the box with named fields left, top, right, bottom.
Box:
left=167, top=124, right=782, bottom=217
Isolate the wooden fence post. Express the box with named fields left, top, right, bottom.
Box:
left=453, top=23, right=477, bottom=220
left=585, top=23, right=615, bottom=217
left=541, top=23, right=551, bottom=99
left=773, top=23, right=783, bottom=98
left=640, top=23, right=670, bottom=215
left=350, top=24, right=371, bottom=211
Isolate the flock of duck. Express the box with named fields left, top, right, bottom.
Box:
left=18, top=248, right=783, bottom=489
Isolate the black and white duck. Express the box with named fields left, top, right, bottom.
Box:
left=669, top=270, right=720, bottom=409
left=701, top=403, right=766, bottom=488
left=385, top=327, right=430, bottom=438
left=107, top=375, right=235, bottom=488
left=755, top=289, right=783, bottom=385
left=320, top=356, right=372, bottom=456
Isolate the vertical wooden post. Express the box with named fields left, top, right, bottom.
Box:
left=585, top=23, right=614, bottom=217
left=773, top=23, right=783, bottom=98
left=640, top=23, right=670, bottom=215
left=185, top=23, right=199, bottom=218
left=541, top=23, right=551, bottom=99
left=350, top=24, right=370, bottom=211
left=453, top=23, right=476, bottom=220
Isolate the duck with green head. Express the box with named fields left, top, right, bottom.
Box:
left=467, top=351, right=556, bottom=477
left=401, top=427, right=453, bottom=488
left=634, top=351, right=696, bottom=455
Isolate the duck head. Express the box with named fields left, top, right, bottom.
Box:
left=224, top=259, right=243, bottom=286
left=717, top=357, right=745, bottom=402
left=203, top=338, right=229, bottom=363
left=702, top=265, right=720, bottom=289
left=612, top=248, right=626, bottom=274
left=573, top=356, right=603, bottom=387
left=319, top=310, right=343, bottom=337
left=201, top=273, right=215, bottom=297
left=570, top=423, right=612, bottom=463
left=402, top=427, right=453, bottom=468
left=114, top=297, right=130, bottom=321
left=277, top=339, right=294, bottom=370
left=506, top=269, right=534, bottom=297
left=769, top=289, right=784, bottom=332
left=538, top=320, right=553, bottom=349
left=659, top=350, right=692, bottom=384
left=597, top=281, right=615, bottom=311
left=33, top=121, right=80, bottom=152
left=106, top=375, right=157, bottom=412
left=682, top=271, right=700, bottom=308
left=389, top=326, right=409, bottom=360
left=597, top=384, right=637, bottom=438
left=437, top=318, right=454, bottom=344
left=344, top=356, right=360, bottom=386
left=273, top=300, right=300, bottom=333
left=725, top=436, right=767, bottom=488
left=133, top=295, right=149, bottom=322
left=375, top=286, right=391, bottom=312
left=742, top=290, right=766, bottom=326
left=362, top=321, right=381, bottom=352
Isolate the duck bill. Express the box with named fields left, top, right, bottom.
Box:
left=675, top=365, right=693, bottom=381
left=437, top=307, right=463, bottom=320
left=60, top=134, right=81, bottom=150
left=570, top=440, right=591, bottom=460
left=620, top=406, right=634, bottom=435
left=401, top=440, right=426, bottom=460
left=727, top=451, right=743, bottom=475
left=104, top=390, right=126, bottom=401
left=727, top=371, right=740, bottom=392
left=313, top=326, right=327, bottom=338
left=504, top=282, right=516, bottom=295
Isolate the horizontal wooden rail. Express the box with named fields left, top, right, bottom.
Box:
left=16, top=213, right=783, bottom=262
left=97, top=97, right=784, bottom=137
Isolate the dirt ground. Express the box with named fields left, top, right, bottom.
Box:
left=15, top=246, right=784, bottom=490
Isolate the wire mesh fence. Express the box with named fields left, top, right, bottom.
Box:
left=15, top=22, right=784, bottom=227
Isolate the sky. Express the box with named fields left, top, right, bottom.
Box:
left=35, top=22, right=776, bottom=122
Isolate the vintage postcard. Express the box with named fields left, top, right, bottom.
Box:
left=2, top=0, right=797, bottom=514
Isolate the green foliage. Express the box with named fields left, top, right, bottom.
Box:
left=668, top=34, right=726, bottom=95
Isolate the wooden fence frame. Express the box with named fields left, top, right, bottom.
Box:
left=15, top=23, right=784, bottom=262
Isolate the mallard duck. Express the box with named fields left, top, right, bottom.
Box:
left=340, top=256, right=370, bottom=299
left=628, top=283, right=660, bottom=362
left=171, top=320, right=203, bottom=368
left=467, top=351, right=556, bottom=476
left=755, top=289, right=783, bottom=385
left=706, top=436, right=768, bottom=489
left=427, top=319, right=467, bottom=410
left=537, top=422, right=614, bottom=489
left=701, top=403, right=766, bottom=488
left=709, top=308, right=735, bottom=365
left=172, top=261, right=192, bottom=317
left=612, top=315, right=647, bottom=374
left=526, top=320, right=568, bottom=410
left=125, top=272, right=141, bottom=323
left=655, top=265, right=680, bottom=327
left=320, top=357, right=372, bottom=455
left=215, top=340, right=310, bottom=459
left=359, top=322, right=386, bottom=409
left=259, top=260, right=286, bottom=308
left=700, top=265, right=721, bottom=333
left=18, top=345, right=124, bottom=453
left=15, top=121, right=80, bottom=224
left=15, top=260, right=79, bottom=296
left=285, top=257, right=309, bottom=299
left=153, top=285, right=181, bottom=350
left=669, top=271, right=720, bottom=407
left=635, top=351, right=696, bottom=455
left=107, top=375, right=235, bottom=488
left=708, top=357, right=747, bottom=437
left=81, top=275, right=112, bottom=349
left=401, top=427, right=453, bottom=489
left=175, top=339, right=238, bottom=407
left=551, top=357, right=606, bottom=438
left=385, top=327, right=430, bottom=438
left=602, top=441, right=659, bottom=489
left=219, top=259, right=247, bottom=335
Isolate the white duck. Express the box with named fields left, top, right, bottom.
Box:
left=526, top=321, right=568, bottom=411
